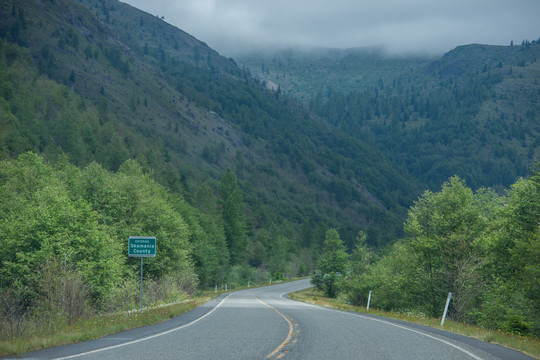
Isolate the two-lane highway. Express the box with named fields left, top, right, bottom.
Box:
left=19, top=279, right=535, bottom=359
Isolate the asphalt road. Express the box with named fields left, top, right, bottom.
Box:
left=18, top=279, right=535, bottom=359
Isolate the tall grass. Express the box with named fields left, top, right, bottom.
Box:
left=0, top=277, right=301, bottom=357
left=0, top=297, right=210, bottom=357
left=0, top=263, right=206, bottom=357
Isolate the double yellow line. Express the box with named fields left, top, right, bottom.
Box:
left=257, top=298, right=295, bottom=359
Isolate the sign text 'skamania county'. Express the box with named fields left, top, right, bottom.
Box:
left=128, top=237, right=156, bottom=257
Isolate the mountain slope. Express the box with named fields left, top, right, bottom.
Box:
left=238, top=47, right=433, bottom=105
left=238, top=43, right=540, bottom=190
left=0, top=0, right=422, bottom=248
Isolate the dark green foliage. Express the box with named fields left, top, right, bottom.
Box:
left=344, top=173, right=540, bottom=336
left=247, top=241, right=267, bottom=267
left=78, top=160, right=195, bottom=280
left=104, top=47, right=129, bottom=74
left=311, top=229, right=348, bottom=298
left=188, top=184, right=230, bottom=287
left=480, top=169, right=540, bottom=334
left=345, top=231, right=375, bottom=306
left=219, top=169, right=248, bottom=264
left=0, top=154, right=125, bottom=305
left=202, top=142, right=225, bottom=164
left=402, top=177, right=495, bottom=318
left=0, top=152, right=230, bottom=315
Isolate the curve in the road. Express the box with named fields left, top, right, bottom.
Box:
left=16, top=279, right=536, bottom=360
left=53, top=293, right=235, bottom=360
left=257, top=298, right=295, bottom=358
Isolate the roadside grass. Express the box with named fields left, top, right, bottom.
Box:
left=0, top=278, right=308, bottom=357
left=289, top=288, right=540, bottom=360
left=0, top=296, right=211, bottom=357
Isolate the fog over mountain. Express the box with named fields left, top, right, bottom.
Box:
left=121, top=0, right=540, bottom=55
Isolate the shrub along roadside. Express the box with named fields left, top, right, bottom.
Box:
left=0, top=278, right=305, bottom=357
left=289, top=288, right=540, bottom=359
left=311, top=174, right=540, bottom=338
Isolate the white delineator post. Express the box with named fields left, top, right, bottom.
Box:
left=367, top=291, right=372, bottom=311
left=441, top=292, right=452, bottom=326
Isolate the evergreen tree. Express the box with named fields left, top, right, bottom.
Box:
left=219, top=169, right=248, bottom=264
left=343, top=230, right=377, bottom=306
left=311, top=229, right=348, bottom=298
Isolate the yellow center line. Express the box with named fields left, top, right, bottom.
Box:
left=257, top=298, right=295, bottom=359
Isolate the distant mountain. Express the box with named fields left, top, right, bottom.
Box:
left=238, top=42, right=540, bottom=190
left=0, top=0, right=423, bottom=248
left=238, top=47, right=434, bottom=105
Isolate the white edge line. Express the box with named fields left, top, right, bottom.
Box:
left=347, top=312, right=486, bottom=360
left=282, top=291, right=485, bottom=360
left=54, top=293, right=233, bottom=360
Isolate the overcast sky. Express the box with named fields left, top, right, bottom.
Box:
left=121, top=0, right=540, bottom=56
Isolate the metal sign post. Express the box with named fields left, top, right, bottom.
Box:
left=140, top=257, right=143, bottom=313
left=128, top=236, right=156, bottom=313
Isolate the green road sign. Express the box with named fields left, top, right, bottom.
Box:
left=128, top=236, right=156, bottom=257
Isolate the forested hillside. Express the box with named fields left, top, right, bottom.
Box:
left=239, top=43, right=540, bottom=190
left=0, top=0, right=421, bottom=252
left=0, top=0, right=425, bottom=327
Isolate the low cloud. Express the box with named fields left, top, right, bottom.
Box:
left=122, top=0, right=540, bottom=55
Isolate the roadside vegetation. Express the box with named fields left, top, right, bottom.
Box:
left=0, top=276, right=302, bottom=357
left=310, top=172, right=540, bottom=346
left=0, top=153, right=309, bottom=355
left=0, top=296, right=209, bottom=357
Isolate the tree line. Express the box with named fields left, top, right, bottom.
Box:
left=0, top=153, right=312, bottom=338
left=313, top=172, right=540, bottom=337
